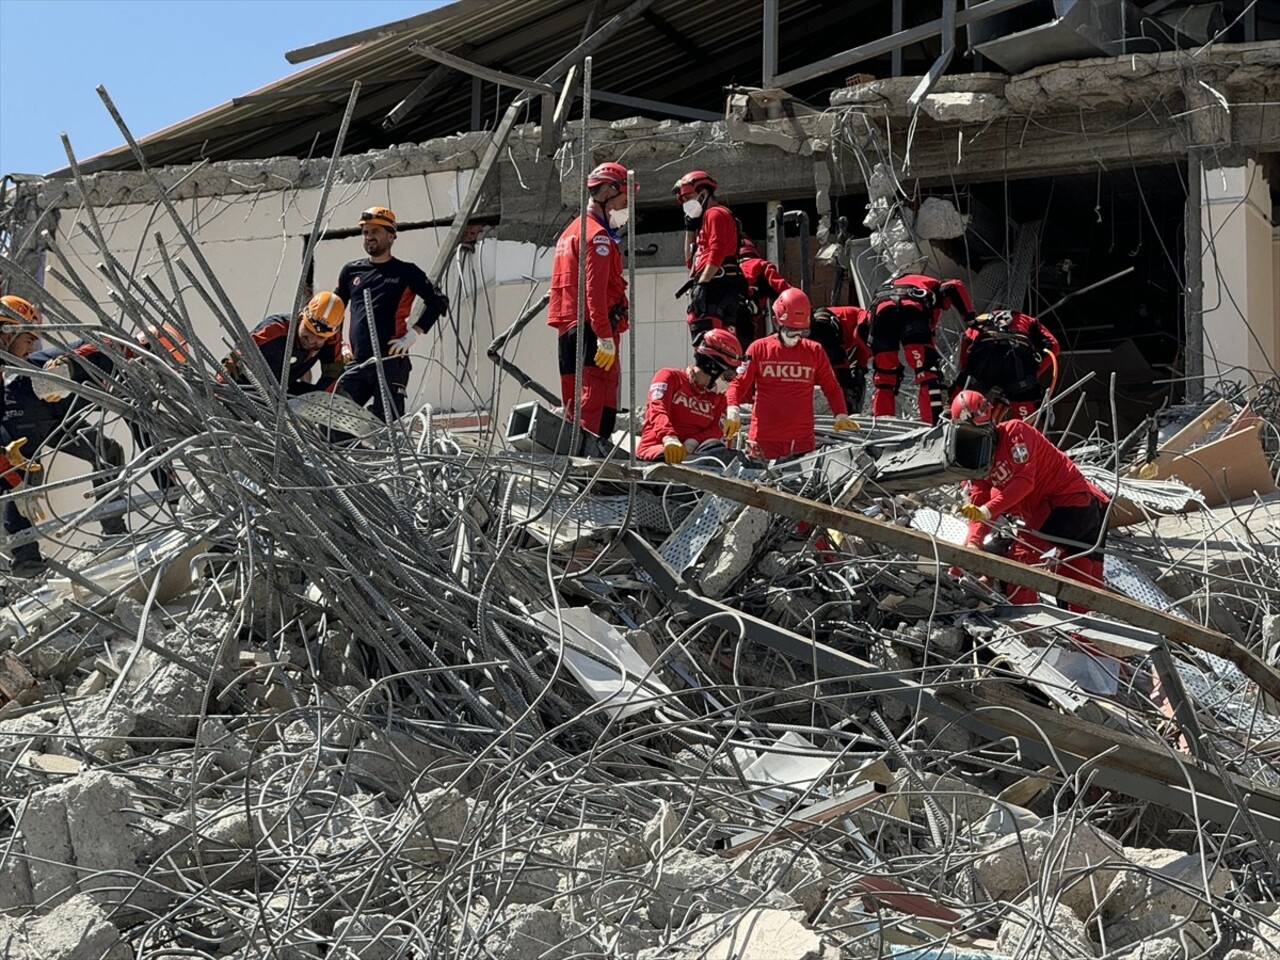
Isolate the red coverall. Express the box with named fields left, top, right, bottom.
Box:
left=547, top=211, right=628, bottom=436
left=956, top=311, right=1059, bottom=420
left=964, top=419, right=1110, bottom=611
left=868, top=274, right=974, bottom=424
left=686, top=206, right=747, bottom=343
left=740, top=255, right=790, bottom=345
left=813, top=306, right=872, bottom=413
left=636, top=367, right=727, bottom=460
left=727, top=335, right=847, bottom=460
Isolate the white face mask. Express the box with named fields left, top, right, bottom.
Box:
left=682, top=198, right=703, bottom=219
left=779, top=330, right=804, bottom=346
left=607, top=206, right=630, bottom=229
left=710, top=377, right=731, bottom=393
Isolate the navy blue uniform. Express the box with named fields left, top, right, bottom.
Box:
left=334, top=258, right=447, bottom=421
left=225, top=315, right=343, bottom=395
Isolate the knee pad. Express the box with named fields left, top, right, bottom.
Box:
left=872, top=351, right=902, bottom=389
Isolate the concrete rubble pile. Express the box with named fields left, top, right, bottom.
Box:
left=0, top=259, right=1276, bottom=960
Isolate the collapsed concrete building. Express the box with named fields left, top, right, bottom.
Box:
left=0, top=1, right=1279, bottom=958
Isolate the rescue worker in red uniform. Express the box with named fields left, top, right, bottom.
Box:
left=738, top=236, right=790, bottom=347
left=637, top=329, right=743, bottom=463
left=674, top=171, right=749, bottom=343
left=335, top=206, right=449, bottom=422
left=809, top=306, right=872, bottom=413
left=0, top=295, right=47, bottom=574
left=868, top=273, right=975, bottom=424
left=547, top=161, right=633, bottom=438
left=952, top=390, right=1109, bottom=612
left=955, top=310, right=1059, bottom=421
left=724, top=289, right=858, bottom=461
left=223, top=291, right=345, bottom=396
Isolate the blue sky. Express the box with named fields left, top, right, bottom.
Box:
left=0, top=0, right=449, bottom=176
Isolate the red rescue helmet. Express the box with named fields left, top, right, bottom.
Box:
left=950, top=389, right=993, bottom=425
left=773, top=288, right=811, bottom=330
left=739, top=234, right=762, bottom=259
left=694, top=328, right=744, bottom=377
left=0, top=295, right=39, bottom=326
left=300, top=291, right=344, bottom=340
left=587, top=161, right=633, bottom=190
left=672, top=170, right=717, bottom=199
left=137, top=322, right=189, bottom=364
left=359, top=206, right=397, bottom=232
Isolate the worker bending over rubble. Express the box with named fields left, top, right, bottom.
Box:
left=951, top=389, right=1109, bottom=611
left=675, top=170, right=749, bottom=343
left=868, top=272, right=975, bottom=424
left=36, top=324, right=189, bottom=496
left=725, top=289, right=858, bottom=461
left=955, top=309, right=1059, bottom=422
left=737, top=236, right=790, bottom=348
left=809, top=305, right=873, bottom=414
left=335, top=206, right=449, bottom=422
left=637, top=329, right=744, bottom=464
left=548, top=162, right=633, bottom=439
left=0, top=296, right=51, bottom=577
left=223, top=291, right=346, bottom=396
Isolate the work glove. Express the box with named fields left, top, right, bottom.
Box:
left=387, top=328, right=417, bottom=357
left=13, top=487, right=47, bottom=523
left=833, top=414, right=860, bottom=433
left=723, top=406, right=741, bottom=441
left=662, top=436, right=686, bottom=464
left=34, top=358, right=73, bottom=403
left=683, top=214, right=703, bottom=233
left=959, top=503, right=991, bottom=523
left=220, top=354, right=241, bottom=382
left=1137, top=461, right=1159, bottom=480
left=341, top=342, right=355, bottom=363
left=594, top=336, right=617, bottom=371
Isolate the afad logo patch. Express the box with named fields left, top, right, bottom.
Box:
left=1011, top=442, right=1029, bottom=464
left=648, top=381, right=668, bottom=401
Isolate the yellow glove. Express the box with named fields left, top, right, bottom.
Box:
left=663, top=437, right=686, bottom=464
left=594, top=336, right=617, bottom=371
left=4, top=438, right=40, bottom=475
left=833, top=414, right=860, bottom=433
left=723, top=406, right=741, bottom=441
left=959, top=503, right=990, bottom=523
left=1137, top=461, right=1159, bottom=480
left=13, top=487, right=47, bottom=523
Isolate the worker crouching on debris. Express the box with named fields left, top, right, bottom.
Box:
left=675, top=170, right=749, bottom=344
left=335, top=206, right=449, bottom=422
left=0, top=296, right=51, bottom=576
left=223, top=291, right=346, bottom=395
left=548, top=162, right=633, bottom=438
left=955, top=310, right=1059, bottom=421
left=868, top=273, right=974, bottom=424
left=951, top=389, right=1110, bottom=612
left=809, top=306, right=873, bottom=413
left=738, top=236, right=790, bottom=348
left=637, top=329, right=744, bottom=464
left=724, top=288, right=858, bottom=461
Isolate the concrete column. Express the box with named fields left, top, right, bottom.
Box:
left=1199, top=156, right=1278, bottom=387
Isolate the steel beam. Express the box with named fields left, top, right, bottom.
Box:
left=771, top=0, right=1036, bottom=89
left=382, top=63, right=453, bottom=130
left=427, top=0, right=658, bottom=286
left=762, top=0, right=779, bottom=87
left=409, top=41, right=558, bottom=94
left=908, top=0, right=956, bottom=109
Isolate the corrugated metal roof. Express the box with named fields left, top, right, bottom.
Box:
left=67, top=0, right=937, bottom=175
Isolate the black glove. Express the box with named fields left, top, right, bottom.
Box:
left=683, top=215, right=703, bottom=233
left=689, top=282, right=709, bottom=318
left=609, top=303, right=629, bottom=329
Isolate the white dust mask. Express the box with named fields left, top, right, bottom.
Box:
left=682, top=198, right=703, bottom=219
left=608, top=206, right=630, bottom=229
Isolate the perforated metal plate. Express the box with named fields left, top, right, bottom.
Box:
left=1078, top=467, right=1206, bottom=514
left=507, top=478, right=670, bottom=549
left=911, top=507, right=969, bottom=545
left=289, top=391, right=385, bottom=438
left=659, top=494, right=742, bottom=574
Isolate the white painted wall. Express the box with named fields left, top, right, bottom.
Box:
left=32, top=171, right=695, bottom=562
left=1200, top=158, right=1279, bottom=387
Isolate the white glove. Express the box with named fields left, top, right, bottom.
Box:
left=13, top=486, right=47, bottom=523
left=833, top=414, right=860, bottom=433
left=662, top=436, right=686, bottom=464
left=594, top=336, right=617, bottom=371
left=959, top=503, right=991, bottom=522
left=341, top=342, right=354, bottom=363
left=34, top=358, right=72, bottom=403
left=723, top=406, right=741, bottom=441
left=387, top=328, right=417, bottom=357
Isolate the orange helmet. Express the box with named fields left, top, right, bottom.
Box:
left=773, top=288, right=811, bottom=330
left=359, top=206, right=397, bottom=232
left=137, top=322, right=189, bottom=364
left=0, top=295, right=39, bottom=326
left=300, top=291, right=344, bottom=340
